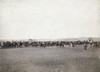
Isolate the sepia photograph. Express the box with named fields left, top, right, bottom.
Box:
left=0, top=0, right=100, bottom=72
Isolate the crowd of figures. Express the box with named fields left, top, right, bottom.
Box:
left=0, top=40, right=100, bottom=50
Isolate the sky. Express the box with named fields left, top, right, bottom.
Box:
left=0, top=0, right=100, bottom=40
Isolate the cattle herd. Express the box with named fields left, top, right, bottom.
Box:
left=0, top=40, right=100, bottom=50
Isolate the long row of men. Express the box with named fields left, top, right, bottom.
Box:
left=0, top=40, right=100, bottom=49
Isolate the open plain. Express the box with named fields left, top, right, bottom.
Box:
left=0, top=45, right=100, bottom=72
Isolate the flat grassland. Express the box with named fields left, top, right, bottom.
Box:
left=0, top=45, right=100, bottom=72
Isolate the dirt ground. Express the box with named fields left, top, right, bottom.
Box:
left=0, top=45, right=100, bottom=72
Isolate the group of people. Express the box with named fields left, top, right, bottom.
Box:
left=0, top=40, right=100, bottom=50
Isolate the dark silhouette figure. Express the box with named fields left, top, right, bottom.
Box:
left=84, top=43, right=87, bottom=50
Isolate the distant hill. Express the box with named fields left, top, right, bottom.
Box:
left=58, top=37, right=100, bottom=41
left=0, top=37, right=100, bottom=41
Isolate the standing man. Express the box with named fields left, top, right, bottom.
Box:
left=84, top=43, right=87, bottom=50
